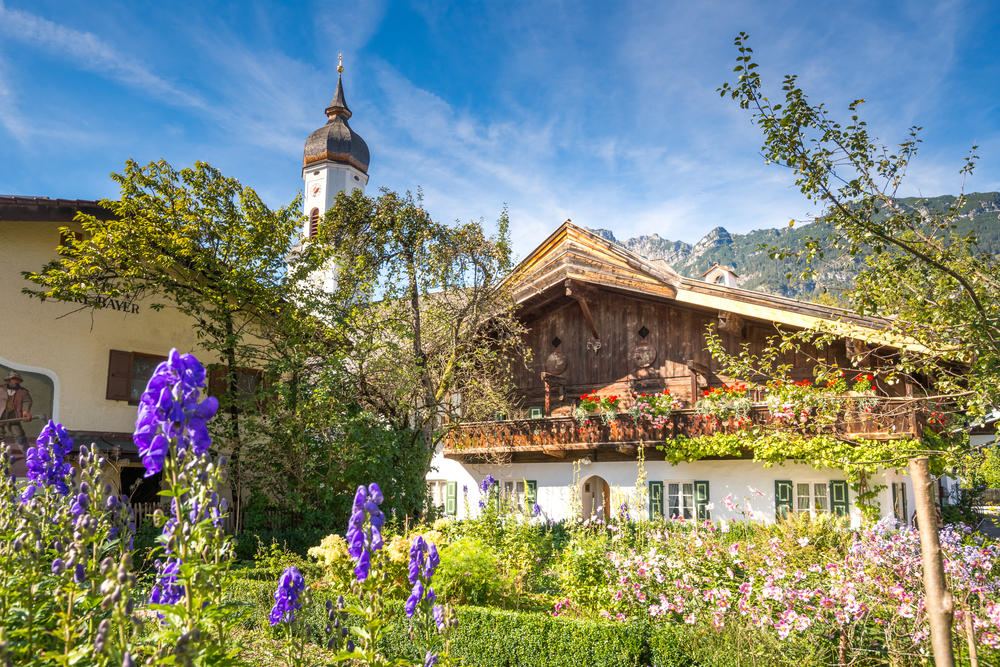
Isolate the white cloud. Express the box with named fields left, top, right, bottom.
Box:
left=0, top=0, right=208, bottom=112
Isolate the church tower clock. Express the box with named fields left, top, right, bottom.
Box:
left=301, top=56, right=370, bottom=240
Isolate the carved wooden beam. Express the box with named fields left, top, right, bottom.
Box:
left=686, top=359, right=710, bottom=390
left=717, top=310, right=744, bottom=335
left=541, top=445, right=568, bottom=459
left=565, top=279, right=600, bottom=339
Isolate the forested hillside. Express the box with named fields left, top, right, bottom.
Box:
left=592, top=192, right=1000, bottom=301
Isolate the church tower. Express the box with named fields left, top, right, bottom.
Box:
left=301, top=56, right=370, bottom=240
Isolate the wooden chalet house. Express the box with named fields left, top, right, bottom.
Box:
left=427, top=222, right=927, bottom=526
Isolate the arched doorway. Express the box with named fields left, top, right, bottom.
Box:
left=580, top=475, right=610, bottom=520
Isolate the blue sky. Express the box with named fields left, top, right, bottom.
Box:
left=1, top=0, right=998, bottom=259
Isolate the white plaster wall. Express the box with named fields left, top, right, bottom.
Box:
left=428, top=453, right=918, bottom=527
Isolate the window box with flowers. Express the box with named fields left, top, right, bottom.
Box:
left=573, top=390, right=621, bottom=425
left=763, top=379, right=821, bottom=425
left=627, top=390, right=685, bottom=427
left=694, top=381, right=752, bottom=425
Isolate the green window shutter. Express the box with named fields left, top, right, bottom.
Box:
left=694, top=480, right=711, bottom=521
left=649, top=481, right=664, bottom=519
left=775, top=480, right=793, bottom=520
left=525, top=480, right=537, bottom=507
left=445, top=482, right=457, bottom=516
left=830, top=480, right=850, bottom=517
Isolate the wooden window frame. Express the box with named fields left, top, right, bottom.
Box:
left=106, top=349, right=168, bottom=405
left=648, top=480, right=664, bottom=519
left=308, top=208, right=320, bottom=238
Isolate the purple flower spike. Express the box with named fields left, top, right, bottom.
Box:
left=346, top=482, right=385, bottom=582
left=405, top=580, right=424, bottom=618
left=132, top=349, right=217, bottom=478
left=22, top=420, right=74, bottom=499
left=149, top=559, right=184, bottom=606
left=269, top=566, right=306, bottom=626
left=432, top=604, right=445, bottom=631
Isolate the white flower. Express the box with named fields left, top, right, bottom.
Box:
left=797, top=537, right=810, bottom=547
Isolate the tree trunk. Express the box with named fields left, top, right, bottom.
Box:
left=964, top=602, right=980, bottom=667
left=224, top=314, right=241, bottom=446
left=909, top=456, right=955, bottom=667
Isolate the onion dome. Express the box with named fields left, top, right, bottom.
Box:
left=303, top=61, right=370, bottom=173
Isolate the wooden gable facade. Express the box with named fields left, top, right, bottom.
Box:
left=444, top=222, right=925, bottom=461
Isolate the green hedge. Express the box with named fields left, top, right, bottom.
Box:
left=228, top=578, right=685, bottom=666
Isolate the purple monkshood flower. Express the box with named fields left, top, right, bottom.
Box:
left=149, top=559, right=184, bottom=606
left=133, top=349, right=218, bottom=478
left=408, top=536, right=427, bottom=584
left=346, top=483, right=385, bottom=582
left=22, top=420, right=74, bottom=499
left=432, top=604, right=446, bottom=631
left=70, top=491, right=89, bottom=517
left=74, top=563, right=86, bottom=585
left=424, top=651, right=439, bottom=667
left=269, top=566, right=306, bottom=626
left=405, top=580, right=424, bottom=618
left=406, top=535, right=441, bottom=618
left=533, top=503, right=542, bottom=517
left=479, top=475, right=496, bottom=494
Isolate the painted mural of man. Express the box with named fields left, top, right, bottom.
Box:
left=1, top=371, right=31, bottom=445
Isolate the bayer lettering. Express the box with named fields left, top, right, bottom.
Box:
left=72, top=295, right=140, bottom=314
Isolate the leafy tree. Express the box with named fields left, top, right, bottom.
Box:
left=236, top=188, right=526, bottom=533
left=24, top=159, right=326, bottom=449
left=719, top=32, right=1000, bottom=664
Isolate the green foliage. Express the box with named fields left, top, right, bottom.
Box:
left=719, top=32, right=1000, bottom=425
left=237, top=404, right=432, bottom=554
left=557, top=528, right=611, bottom=608
left=229, top=579, right=652, bottom=667
left=434, top=537, right=508, bottom=606
left=647, top=623, right=835, bottom=667
left=23, top=159, right=321, bottom=447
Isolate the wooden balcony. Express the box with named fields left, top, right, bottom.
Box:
left=442, top=400, right=927, bottom=462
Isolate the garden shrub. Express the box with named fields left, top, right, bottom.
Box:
left=557, top=528, right=610, bottom=607
left=227, top=578, right=652, bottom=666
left=435, top=536, right=509, bottom=606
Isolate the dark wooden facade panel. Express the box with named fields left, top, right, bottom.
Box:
left=511, top=287, right=869, bottom=414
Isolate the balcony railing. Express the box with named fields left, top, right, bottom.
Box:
left=442, top=400, right=926, bottom=457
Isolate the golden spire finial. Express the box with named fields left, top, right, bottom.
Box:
left=337, top=54, right=344, bottom=74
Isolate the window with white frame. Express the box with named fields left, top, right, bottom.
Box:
left=502, top=480, right=526, bottom=510
left=795, top=482, right=830, bottom=515
left=776, top=479, right=849, bottom=519
left=667, top=481, right=695, bottom=519
left=428, top=480, right=448, bottom=510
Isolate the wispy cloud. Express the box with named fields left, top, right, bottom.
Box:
left=0, top=0, right=994, bottom=258
left=0, top=0, right=208, bottom=112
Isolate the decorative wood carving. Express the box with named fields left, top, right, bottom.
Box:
left=544, top=350, right=568, bottom=375
left=631, top=343, right=656, bottom=368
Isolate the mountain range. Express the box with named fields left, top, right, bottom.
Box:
left=591, top=192, right=1000, bottom=301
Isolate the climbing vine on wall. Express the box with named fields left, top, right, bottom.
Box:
left=655, top=428, right=967, bottom=519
